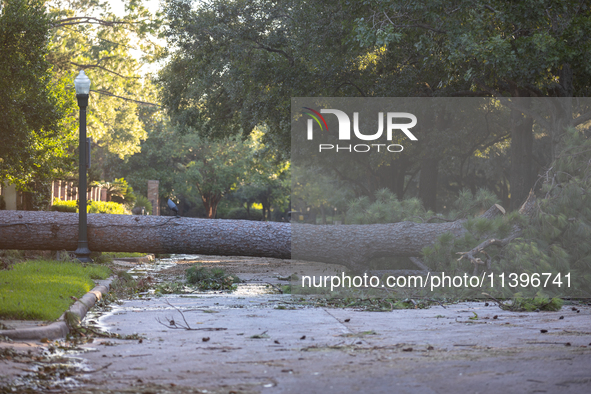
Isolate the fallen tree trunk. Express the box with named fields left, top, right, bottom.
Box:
left=0, top=211, right=291, bottom=259
left=0, top=201, right=514, bottom=271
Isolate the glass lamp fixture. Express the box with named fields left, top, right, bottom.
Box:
left=74, top=70, right=91, bottom=95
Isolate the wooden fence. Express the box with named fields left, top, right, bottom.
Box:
left=51, top=180, right=107, bottom=203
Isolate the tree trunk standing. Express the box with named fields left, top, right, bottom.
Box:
left=418, top=157, right=439, bottom=212
left=376, top=156, right=409, bottom=200
left=549, top=64, right=575, bottom=161
left=22, top=192, right=34, bottom=211
left=499, top=178, right=510, bottom=209
left=201, top=193, right=222, bottom=219
left=393, top=157, right=409, bottom=200
left=261, top=197, right=270, bottom=221
left=0, top=203, right=507, bottom=272
left=509, top=109, right=534, bottom=210
left=417, top=110, right=441, bottom=212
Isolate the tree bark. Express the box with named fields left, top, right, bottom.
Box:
left=201, top=192, right=222, bottom=219
left=509, top=108, right=534, bottom=210
left=0, top=211, right=290, bottom=259
left=0, top=203, right=508, bottom=271
left=418, top=157, right=439, bottom=212
left=376, top=156, right=409, bottom=199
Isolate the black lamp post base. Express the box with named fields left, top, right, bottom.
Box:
left=75, top=243, right=92, bottom=263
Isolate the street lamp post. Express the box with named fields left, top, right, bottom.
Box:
left=74, top=70, right=92, bottom=262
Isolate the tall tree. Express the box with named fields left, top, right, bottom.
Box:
left=47, top=0, right=163, bottom=179
left=159, top=0, right=513, bottom=213
left=236, top=130, right=290, bottom=221
left=175, top=133, right=254, bottom=219
left=356, top=0, right=591, bottom=208
left=0, top=0, right=76, bottom=188
left=159, top=0, right=369, bottom=158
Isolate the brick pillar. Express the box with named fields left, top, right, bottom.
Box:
left=147, top=180, right=160, bottom=216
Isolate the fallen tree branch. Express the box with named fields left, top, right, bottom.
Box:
left=456, top=194, right=535, bottom=274
left=457, top=236, right=515, bottom=274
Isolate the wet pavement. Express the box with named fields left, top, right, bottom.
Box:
left=1, top=255, right=591, bottom=393
left=73, top=294, right=591, bottom=393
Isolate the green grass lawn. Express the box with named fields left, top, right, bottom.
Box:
left=0, top=260, right=111, bottom=321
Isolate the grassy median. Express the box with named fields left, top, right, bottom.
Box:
left=0, top=260, right=110, bottom=321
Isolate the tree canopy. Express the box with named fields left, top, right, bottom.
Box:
left=2, top=0, right=590, bottom=229
left=47, top=0, right=164, bottom=179
left=159, top=0, right=371, bottom=158
left=158, top=0, right=591, bottom=213
left=0, top=0, right=76, bottom=187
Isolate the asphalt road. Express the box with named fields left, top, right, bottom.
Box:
left=1, top=256, right=591, bottom=393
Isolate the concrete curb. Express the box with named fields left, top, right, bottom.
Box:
left=0, top=282, right=111, bottom=341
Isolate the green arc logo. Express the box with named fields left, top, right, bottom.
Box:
left=302, top=107, right=328, bottom=131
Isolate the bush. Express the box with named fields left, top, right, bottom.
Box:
left=88, top=200, right=128, bottom=214
left=51, top=199, right=77, bottom=212
left=51, top=198, right=128, bottom=214
left=225, top=207, right=263, bottom=220
left=133, top=195, right=153, bottom=215
left=100, top=178, right=136, bottom=208
left=0, top=250, right=24, bottom=270
left=346, top=189, right=433, bottom=224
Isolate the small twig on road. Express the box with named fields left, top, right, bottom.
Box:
left=87, top=362, right=112, bottom=373
left=426, top=298, right=447, bottom=309
left=482, top=292, right=509, bottom=310
left=159, top=299, right=192, bottom=329
left=156, top=299, right=227, bottom=331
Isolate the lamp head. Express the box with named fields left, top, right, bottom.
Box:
left=74, top=70, right=91, bottom=95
